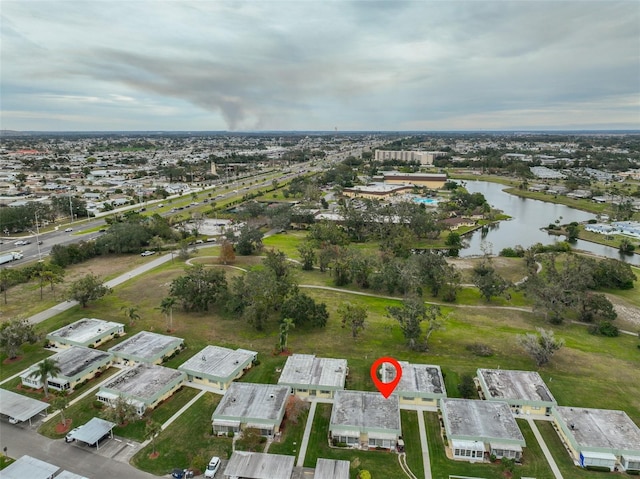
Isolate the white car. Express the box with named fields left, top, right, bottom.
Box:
left=141, top=250, right=155, bottom=256
left=66, top=427, right=81, bottom=442
left=64, top=228, right=73, bottom=232
left=204, top=456, right=221, bottom=478
left=14, top=240, right=27, bottom=246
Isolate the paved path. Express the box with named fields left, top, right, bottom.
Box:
left=527, top=418, right=563, bottom=479
left=296, top=401, right=318, bottom=467
left=415, top=409, right=432, bottom=479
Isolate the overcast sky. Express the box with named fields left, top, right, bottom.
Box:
left=1, top=1, right=639, bottom=131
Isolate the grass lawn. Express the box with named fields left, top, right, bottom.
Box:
left=263, top=231, right=308, bottom=259
left=303, top=403, right=405, bottom=479
left=536, top=420, right=614, bottom=479
left=266, top=404, right=310, bottom=458
left=0, top=455, right=14, bottom=469
left=400, top=410, right=425, bottom=479
left=131, top=392, right=232, bottom=475
left=0, top=345, right=53, bottom=381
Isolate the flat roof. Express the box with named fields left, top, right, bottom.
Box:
left=442, top=399, right=525, bottom=443
left=100, top=364, right=184, bottom=400
left=330, top=390, right=400, bottom=432
left=478, top=368, right=556, bottom=404
left=56, top=472, right=90, bottom=479
left=315, top=458, right=350, bottom=479
left=47, top=318, right=123, bottom=344
left=24, top=346, right=111, bottom=380
left=1, top=455, right=59, bottom=479
left=178, top=345, right=256, bottom=380
left=383, top=172, right=447, bottom=179
left=213, top=383, right=289, bottom=422
left=108, top=331, right=183, bottom=361
left=223, top=451, right=294, bottom=479
left=278, top=354, right=347, bottom=389
left=555, top=406, right=640, bottom=452
left=71, top=417, right=115, bottom=445
left=382, top=361, right=445, bottom=396
left=345, top=183, right=409, bottom=193
left=0, top=389, right=49, bottom=421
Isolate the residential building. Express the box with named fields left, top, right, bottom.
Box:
left=46, top=318, right=124, bottom=349
left=223, top=451, right=294, bottom=479
left=178, top=345, right=257, bottom=390
left=108, top=331, right=183, bottom=365
left=278, top=354, right=347, bottom=399
left=380, top=361, right=446, bottom=406
left=374, top=150, right=447, bottom=166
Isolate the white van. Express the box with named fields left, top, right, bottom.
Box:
left=204, top=456, right=221, bottom=478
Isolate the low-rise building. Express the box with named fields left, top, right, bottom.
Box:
left=178, top=345, right=257, bottom=390
left=21, top=346, right=112, bottom=393
left=380, top=361, right=446, bottom=406
left=552, top=406, right=640, bottom=472
left=223, top=451, right=294, bottom=479
left=476, top=368, right=556, bottom=416
left=329, top=390, right=401, bottom=450
left=212, top=383, right=289, bottom=437
left=442, top=398, right=525, bottom=462
left=46, top=318, right=124, bottom=349
left=380, top=171, right=447, bottom=189
left=342, top=183, right=413, bottom=200
left=278, top=354, right=347, bottom=399
left=108, top=331, right=183, bottom=365
left=96, top=364, right=185, bottom=416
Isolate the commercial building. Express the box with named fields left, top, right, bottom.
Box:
left=441, top=398, right=526, bottom=462
left=552, top=406, right=640, bottom=472
left=212, top=383, right=289, bottom=437
left=223, top=451, right=294, bottom=479
left=342, top=183, right=413, bottom=200
left=108, top=331, right=183, bottom=365
left=314, top=458, right=350, bottom=479
left=178, top=345, right=257, bottom=390
left=20, top=346, right=112, bottom=392
left=379, top=172, right=447, bottom=189
left=380, top=361, right=446, bottom=406
left=278, top=354, right=347, bottom=399
left=476, top=368, right=556, bottom=416
left=329, top=390, right=401, bottom=450
left=96, top=364, right=185, bottom=415
left=46, top=318, right=124, bottom=349
left=1, top=455, right=59, bottom=479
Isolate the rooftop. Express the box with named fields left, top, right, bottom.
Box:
left=555, top=406, right=640, bottom=452
left=214, top=383, right=289, bottom=422
left=178, top=345, right=256, bottom=379
left=344, top=183, right=409, bottom=193
left=56, top=472, right=90, bottom=479
left=314, top=458, right=350, bottom=479
left=442, top=399, right=524, bottom=443
left=47, top=317, right=123, bottom=344
left=223, top=451, right=294, bottom=479
left=71, top=417, right=116, bottom=445
left=26, top=346, right=111, bottom=379
left=478, top=368, right=556, bottom=404
left=278, top=354, right=347, bottom=389
left=381, top=361, right=445, bottom=395
left=0, top=389, right=49, bottom=421
left=1, top=455, right=59, bottom=479
left=108, top=331, right=183, bottom=361
left=330, top=390, right=400, bottom=431
left=101, top=364, right=184, bottom=400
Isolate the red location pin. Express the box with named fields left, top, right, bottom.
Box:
left=370, top=357, right=402, bottom=399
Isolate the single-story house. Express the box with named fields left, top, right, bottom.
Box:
left=441, top=398, right=526, bottom=462
left=329, top=390, right=401, bottom=450
left=223, top=451, right=294, bottom=479
left=21, top=346, right=112, bottom=393
left=380, top=361, right=446, bottom=406
left=476, top=368, right=556, bottom=416
left=108, top=331, right=184, bottom=365
left=442, top=217, right=476, bottom=230
left=212, top=383, right=289, bottom=437
left=552, top=406, right=640, bottom=472
left=178, top=345, right=257, bottom=390
left=278, top=354, right=347, bottom=399
left=46, top=318, right=124, bottom=349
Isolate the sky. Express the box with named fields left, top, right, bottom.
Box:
left=1, top=0, right=639, bottom=132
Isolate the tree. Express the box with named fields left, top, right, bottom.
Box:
left=565, top=222, right=579, bottom=242
left=458, top=374, right=476, bottom=399
left=145, top=420, right=163, bottom=455
left=445, top=231, right=462, bottom=256
left=619, top=237, right=636, bottom=255
left=278, top=318, right=295, bottom=353
left=518, top=328, right=564, bottom=367
left=235, top=225, right=264, bottom=255
left=297, top=242, right=316, bottom=271
left=578, top=293, right=617, bottom=323
left=121, top=306, right=140, bottom=327
left=170, top=264, right=228, bottom=312
left=471, top=259, right=510, bottom=302
left=387, top=298, right=443, bottom=351
left=280, top=292, right=328, bottom=328
left=29, top=358, right=61, bottom=398
left=218, top=239, right=236, bottom=265
left=160, top=296, right=177, bottom=331
left=337, top=302, right=367, bottom=339
left=284, top=395, right=308, bottom=425
left=52, top=394, right=69, bottom=426
left=0, top=268, right=18, bottom=304
left=68, top=273, right=111, bottom=307
left=102, top=395, right=139, bottom=426
left=0, top=318, right=39, bottom=359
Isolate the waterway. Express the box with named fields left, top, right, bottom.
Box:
left=460, top=180, right=640, bottom=266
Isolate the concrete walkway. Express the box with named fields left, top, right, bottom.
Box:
left=296, top=400, right=318, bottom=467
left=527, top=418, right=563, bottom=479
left=415, top=409, right=432, bottom=479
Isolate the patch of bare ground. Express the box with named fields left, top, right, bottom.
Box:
left=606, top=295, right=640, bottom=331
left=447, top=256, right=528, bottom=283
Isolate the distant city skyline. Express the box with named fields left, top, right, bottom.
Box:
left=1, top=1, right=639, bottom=132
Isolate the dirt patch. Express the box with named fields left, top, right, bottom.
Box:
left=148, top=451, right=160, bottom=460
left=2, top=356, right=23, bottom=364
left=55, top=418, right=72, bottom=434
left=606, top=295, right=640, bottom=329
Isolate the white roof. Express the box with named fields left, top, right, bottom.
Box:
left=56, top=471, right=90, bottom=479
left=1, top=455, right=59, bottom=479
left=223, top=451, right=294, bottom=479
left=278, top=354, right=347, bottom=389
left=47, top=318, right=123, bottom=345
left=491, top=442, right=523, bottom=452
left=451, top=439, right=485, bottom=450
left=315, top=458, right=350, bottom=479
left=71, top=417, right=115, bottom=445
left=178, top=345, right=256, bottom=380
left=581, top=451, right=618, bottom=461
left=0, top=389, right=49, bottom=421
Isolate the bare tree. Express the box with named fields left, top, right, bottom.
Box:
left=518, top=328, right=565, bottom=367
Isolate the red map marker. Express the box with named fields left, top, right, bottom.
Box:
left=370, top=357, right=402, bottom=399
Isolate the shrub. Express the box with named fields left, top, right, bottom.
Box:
left=93, top=400, right=104, bottom=410
left=466, top=343, right=494, bottom=357
left=585, top=465, right=612, bottom=472
left=598, top=321, right=619, bottom=337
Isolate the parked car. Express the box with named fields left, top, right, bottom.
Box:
left=141, top=250, right=155, bottom=256
left=8, top=417, right=19, bottom=424
left=64, top=228, right=73, bottom=232
left=66, top=427, right=81, bottom=442
left=14, top=240, right=27, bottom=246
left=204, top=457, right=221, bottom=478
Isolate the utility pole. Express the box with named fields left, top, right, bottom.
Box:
left=34, top=212, right=42, bottom=262
left=68, top=194, right=74, bottom=222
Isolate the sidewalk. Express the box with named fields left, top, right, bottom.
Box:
left=527, top=417, right=563, bottom=479
left=296, top=401, right=317, bottom=467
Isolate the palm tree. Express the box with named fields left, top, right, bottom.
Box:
left=160, top=296, right=177, bottom=331
left=121, top=306, right=140, bottom=327
left=29, top=358, right=61, bottom=398
left=145, top=420, right=163, bottom=455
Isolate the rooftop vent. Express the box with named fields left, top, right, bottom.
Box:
left=269, top=394, right=275, bottom=399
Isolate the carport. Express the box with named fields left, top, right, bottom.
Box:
left=69, top=417, right=116, bottom=450
left=1, top=455, right=59, bottom=479
left=0, top=389, right=49, bottom=425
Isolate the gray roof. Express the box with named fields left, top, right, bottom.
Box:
left=47, top=318, right=123, bottom=345
left=1, top=455, right=59, bottom=479
left=178, top=345, right=256, bottom=380
left=100, top=363, right=185, bottom=401
left=314, top=458, right=350, bottom=479
left=442, top=399, right=525, bottom=444
left=223, top=451, right=294, bottom=479
left=330, top=390, right=400, bottom=432
left=477, top=369, right=556, bottom=404
left=213, top=383, right=289, bottom=423
left=23, top=346, right=111, bottom=380
left=71, top=417, right=115, bottom=445
left=555, top=406, right=640, bottom=452
left=0, top=389, right=49, bottom=421
left=278, top=354, right=347, bottom=389
left=56, top=472, right=90, bottom=479
left=381, top=361, right=445, bottom=396
left=108, top=331, right=183, bottom=362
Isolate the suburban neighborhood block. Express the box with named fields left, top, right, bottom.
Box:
left=46, top=317, right=124, bottom=349
left=178, top=345, right=257, bottom=390
left=107, top=330, right=183, bottom=365
left=277, top=353, right=347, bottom=399
left=381, top=360, right=446, bottom=406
